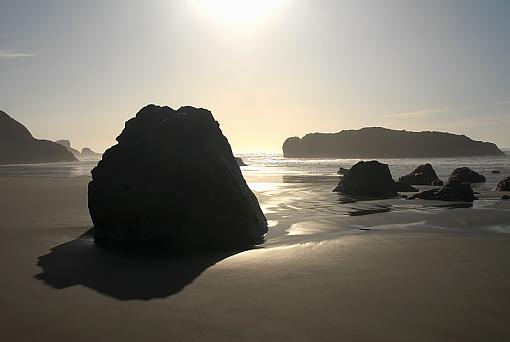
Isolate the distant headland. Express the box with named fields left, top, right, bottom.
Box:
left=0, top=110, right=77, bottom=165
left=55, top=140, right=101, bottom=159
left=282, top=127, right=504, bottom=158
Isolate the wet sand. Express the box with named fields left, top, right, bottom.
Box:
left=1, top=176, right=510, bottom=341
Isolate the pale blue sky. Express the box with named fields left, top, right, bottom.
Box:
left=1, top=0, right=509, bottom=152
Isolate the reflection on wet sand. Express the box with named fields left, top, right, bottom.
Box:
left=282, top=174, right=339, bottom=183
left=245, top=173, right=510, bottom=247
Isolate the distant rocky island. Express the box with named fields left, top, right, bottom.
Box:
left=0, top=110, right=77, bottom=165
left=55, top=140, right=101, bottom=159
left=283, top=127, right=503, bottom=158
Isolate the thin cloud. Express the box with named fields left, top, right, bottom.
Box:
left=385, top=104, right=483, bottom=119
left=0, top=49, right=36, bottom=59
left=384, top=108, right=449, bottom=119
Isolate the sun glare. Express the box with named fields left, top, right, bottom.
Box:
left=191, top=0, right=285, bottom=28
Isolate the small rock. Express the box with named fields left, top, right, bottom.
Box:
left=448, top=167, right=486, bottom=184
left=398, top=163, right=441, bottom=185
left=410, top=179, right=476, bottom=202
left=333, top=160, right=397, bottom=198
left=337, top=167, right=350, bottom=175
left=235, top=157, right=246, bottom=166
left=496, top=176, right=510, bottom=191
left=431, top=179, right=444, bottom=186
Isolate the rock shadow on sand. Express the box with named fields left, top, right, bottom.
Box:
left=35, top=229, right=242, bottom=300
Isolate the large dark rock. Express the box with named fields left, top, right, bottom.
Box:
left=410, top=180, right=476, bottom=202
left=398, top=163, right=441, bottom=185
left=448, top=167, right=486, bottom=184
left=496, top=176, right=510, bottom=191
left=0, top=110, right=77, bottom=165
left=88, top=105, right=267, bottom=250
left=282, top=127, right=503, bottom=158
left=333, top=160, right=398, bottom=198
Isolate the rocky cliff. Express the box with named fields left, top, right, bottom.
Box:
left=0, top=110, right=77, bottom=165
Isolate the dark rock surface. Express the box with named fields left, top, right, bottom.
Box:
left=0, top=110, right=76, bottom=165
left=282, top=127, right=503, bottom=158
left=282, top=137, right=302, bottom=157
left=448, top=167, right=486, bottom=184
left=410, top=180, right=476, bottom=202
left=398, top=163, right=441, bottom=185
left=491, top=170, right=501, bottom=174
left=496, top=176, right=510, bottom=191
left=502, top=195, right=510, bottom=200
left=394, top=182, right=419, bottom=193
left=88, top=105, right=267, bottom=250
left=235, top=157, right=246, bottom=166
left=333, top=160, right=398, bottom=198
left=337, top=167, right=350, bottom=175
left=432, top=179, right=444, bottom=186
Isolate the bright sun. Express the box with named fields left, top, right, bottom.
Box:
left=191, top=0, right=285, bottom=27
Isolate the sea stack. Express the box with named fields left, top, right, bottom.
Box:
left=0, top=110, right=76, bottom=165
left=448, top=167, right=486, bottom=184
left=410, top=179, right=476, bottom=202
left=80, top=147, right=101, bottom=158
left=88, top=105, right=267, bottom=250
left=398, top=164, right=443, bottom=186
left=56, top=140, right=101, bottom=159
left=333, top=160, right=398, bottom=198
left=496, top=176, right=510, bottom=191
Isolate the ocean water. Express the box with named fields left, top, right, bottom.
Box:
left=238, top=151, right=510, bottom=191
left=0, top=152, right=509, bottom=191
left=0, top=159, right=100, bottom=178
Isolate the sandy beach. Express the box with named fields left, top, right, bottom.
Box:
left=1, top=175, right=510, bottom=341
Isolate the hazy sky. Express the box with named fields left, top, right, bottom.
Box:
left=1, top=0, right=509, bottom=152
